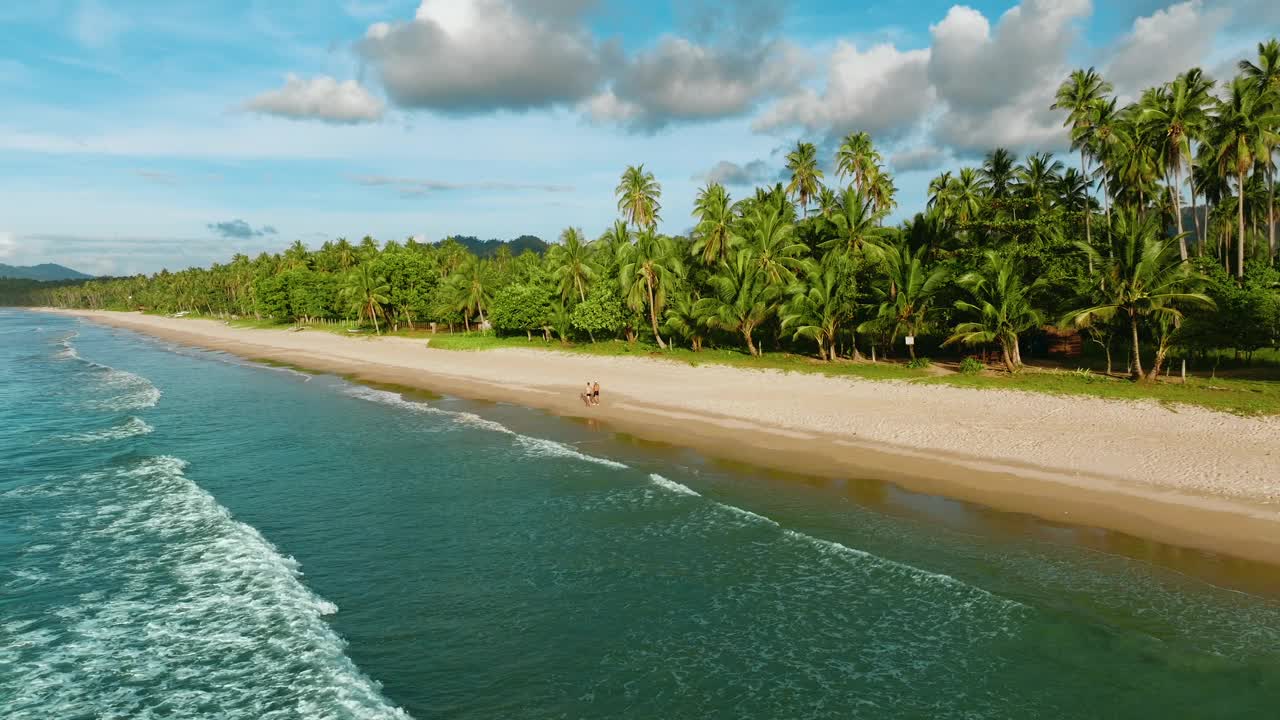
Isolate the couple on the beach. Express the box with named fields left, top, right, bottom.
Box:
left=582, top=381, right=601, bottom=407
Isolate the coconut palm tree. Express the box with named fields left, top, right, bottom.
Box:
left=691, top=182, right=738, bottom=265
left=1016, top=152, right=1065, bottom=213
left=945, top=250, right=1044, bottom=372
left=1062, top=209, right=1213, bottom=380
left=548, top=227, right=595, bottom=303
left=619, top=227, right=681, bottom=349
left=449, top=257, right=492, bottom=330
left=695, top=250, right=780, bottom=356
left=865, top=165, right=898, bottom=217
left=981, top=148, right=1018, bottom=220
left=819, top=186, right=887, bottom=256
left=785, top=141, right=824, bottom=216
left=927, top=171, right=953, bottom=214
left=945, top=168, right=986, bottom=225
left=663, top=288, right=705, bottom=351
left=740, top=204, right=807, bottom=286
left=866, top=236, right=948, bottom=360
left=1207, top=77, right=1280, bottom=277
left=1140, top=70, right=1214, bottom=259
left=1239, top=39, right=1280, bottom=260
left=815, top=186, right=841, bottom=220
left=341, top=264, right=390, bottom=334
left=1054, top=68, right=1113, bottom=250
left=835, top=131, right=881, bottom=190
left=1088, top=97, right=1123, bottom=225
left=616, top=164, right=662, bottom=229
left=782, top=260, right=846, bottom=361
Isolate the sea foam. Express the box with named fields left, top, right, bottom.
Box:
left=0, top=456, right=411, bottom=719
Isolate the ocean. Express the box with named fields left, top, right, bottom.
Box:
left=2, top=309, right=1279, bottom=718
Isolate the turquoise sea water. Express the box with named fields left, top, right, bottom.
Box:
left=3, top=309, right=1280, bottom=718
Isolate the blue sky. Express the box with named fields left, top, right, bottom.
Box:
left=0, top=0, right=1275, bottom=275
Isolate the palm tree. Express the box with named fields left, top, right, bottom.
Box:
left=867, top=237, right=948, bottom=359
left=341, top=264, right=390, bottom=334
left=815, top=186, right=841, bottom=220
left=835, top=131, right=881, bottom=190
left=619, top=228, right=681, bottom=349
left=945, top=168, right=986, bottom=225
left=782, top=260, right=845, bottom=361
left=785, top=141, right=824, bottom=215
left=1054, top=68, right=1113, bottom=251
left=451, top=257, right=492, bottom=330
left=1140, top=70, right=1213, bottom=259
left=740, top=204, right=807, bottom=286
left=1062, top=209, right=1213, bottom=380
left=691, top=182, right=738, bottom=265
left=1239, top=39, right=1280, bottom=260
left=945, top=250, right=1044, bottom=372
left=820, top=186, right=886, bottom=256
left=549, top=227, right=595, bottom=303
left=1088, top=97, right=1123, bottom=225
left=695, top=250, right=780, bottom=356
left=865, top=165, right=898, bottom=217
left=981, top=148, right=1018, bottom=220
left=1207, top=77, right=1280, bottom=277
left=927, top=171, right=953, bottom=214
left=1016, top=152, right=1064, bottom=213
left=616, top=164, right=662, bottom=229
left=663, top=288, right=705, bottom=351
left=283, top=240, right=311, bottom=271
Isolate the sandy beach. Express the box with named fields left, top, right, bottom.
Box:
left=48, top=309, right=1280, bottom=567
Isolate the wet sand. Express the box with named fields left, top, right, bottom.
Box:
left=48, top=309, right=1280, bottom=571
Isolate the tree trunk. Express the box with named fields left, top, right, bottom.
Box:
left=1129, top=313, right=1144, bottom=380
left=646, top=278, right=667, bottom=349
left=1080, top=150, right=1092, bottom=252
left=369, top=300, right=380, bottom=335
left=907, top=339, right=916, bottom=361
left=1172, top=164, right=1187, bottom=261
left=850, top=329, right=863, bottom=361
left=1237, top=169, right=1247, bottom=279
left=743, top=328, right=758, bottom=356
left=1269, top=164, right=1276, bottom=263
left=1000, top=342, right=1016, bottom=373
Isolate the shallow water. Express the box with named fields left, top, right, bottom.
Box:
left=2, top=309, right=1278, bottom=718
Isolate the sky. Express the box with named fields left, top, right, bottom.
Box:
left=0, top=0, right=1276, bottom=276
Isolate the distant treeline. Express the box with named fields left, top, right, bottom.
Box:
left=14, top=41, right=1280, bottom=378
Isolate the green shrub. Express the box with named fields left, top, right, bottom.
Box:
left=959, top=357, right=985, bottom=375
left=906, top=357, right=932, bottom=369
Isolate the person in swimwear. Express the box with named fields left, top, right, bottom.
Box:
left=592, top=381, right=600, bottom=405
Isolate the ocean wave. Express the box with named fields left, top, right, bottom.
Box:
left=648, top=473, right=700, bottom=497
left=52, top=333, right=163, bottom=410
left=344, top=384, right=629, bottom=470
left=0, top=456, right=411, bottom=719
left=64, top=416, right=154, bottom=443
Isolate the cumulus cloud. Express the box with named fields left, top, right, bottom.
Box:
left=698, top=160, right=775, bottom=186
left=244, top=74, right=385, bottom=124
left=207, top=220, right=278, bottom=239
left=889, top=146, right=948, bottom=173
left=585, top=37, right=805, bottom=131
left=1105, top=1, right=1230, bottom=100
left=754, top=0, right=1090, bottom=157
left=753, top=41, right=931, bottom=139
left=354, top=175, right=573, bottom=196
left=358, top=0, right=610, bottom=114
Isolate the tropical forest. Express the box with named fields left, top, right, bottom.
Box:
left=11, top=41, right=1280, bottom=403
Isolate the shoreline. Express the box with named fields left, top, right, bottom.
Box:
left=41, top=309, right=1280, bottom=575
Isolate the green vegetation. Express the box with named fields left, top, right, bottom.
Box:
left=10, top=40, right=1280, bottom=414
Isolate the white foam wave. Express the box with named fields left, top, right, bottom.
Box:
left=782, top=529, right=1022, bottom=608
left=0, top=456, right=412, bottom=719
left=649, top=473, right=700, bottom=497
left=53, top=333, right=163, bottom=410
left=344, top=384, right=628, bottom=470
left=516, top=435, right=629, bottom=469
left=65, top=416, right=154, bottom=443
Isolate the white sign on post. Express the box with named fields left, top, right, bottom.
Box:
left=905, top=336, right=915, bottom=346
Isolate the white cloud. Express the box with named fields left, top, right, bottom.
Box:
left=697, top=159, right=776, bottom=186
left=753, top=41, right=931, bottom=138
left=353, top=175, right=575, bottom=195
left=0, top=231, right=15, bottom=260
left=1105, top=1, right=1231, bottom=100
left=244, top=74, right=385, bottom=124
left=889, top=146, right=948, bottom=173
left=359, top=0, right=609, bottom=113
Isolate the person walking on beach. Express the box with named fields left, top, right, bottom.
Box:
left=582, top=382, right=593, bottom=407
left=592, top=381, right=601, bottom=406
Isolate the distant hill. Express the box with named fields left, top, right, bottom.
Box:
left=439, top=235, right=549, bottom=257
left=0, top=263, right=93, bottom=281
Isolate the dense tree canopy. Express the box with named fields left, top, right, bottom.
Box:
left=14, top=38, right=1280, bottom=380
